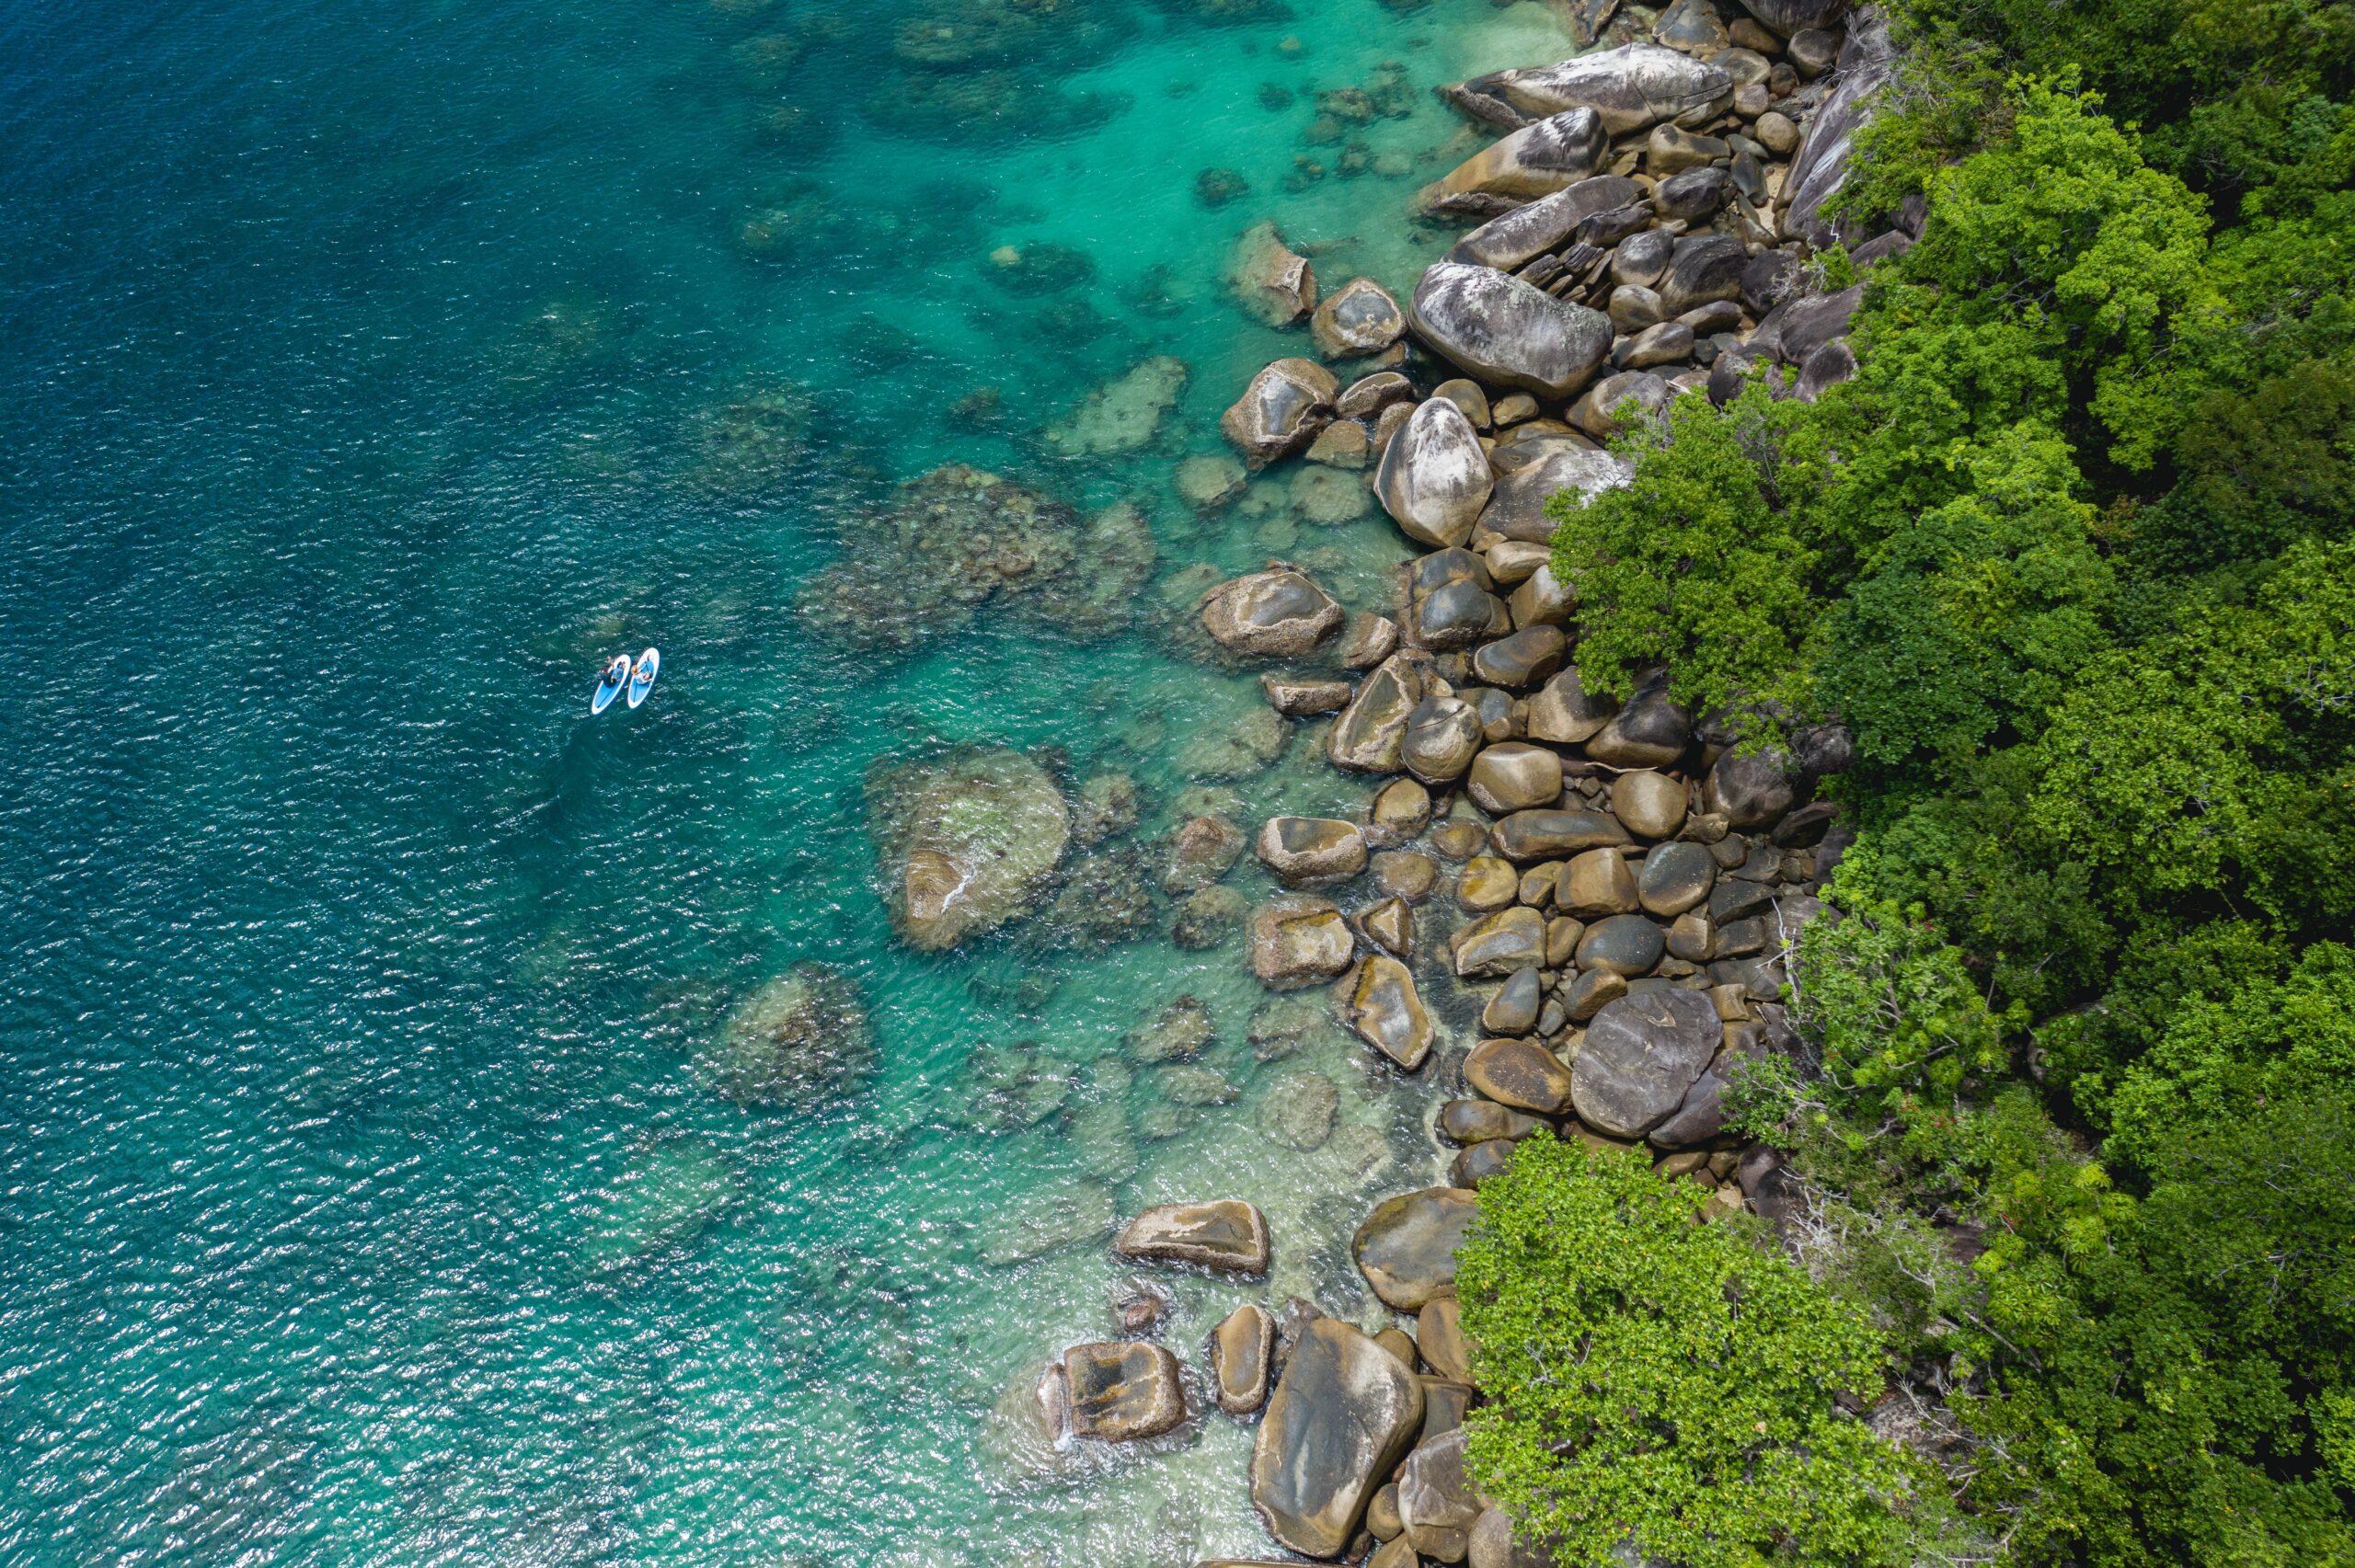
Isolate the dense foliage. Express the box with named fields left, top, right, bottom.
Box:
left=1459, top=1134, right=1918, bottom=1568
left=1522, top=6, right=2355, bottom=1562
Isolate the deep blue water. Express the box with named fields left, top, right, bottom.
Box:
left=0, top=0, right=1581, bottom=1559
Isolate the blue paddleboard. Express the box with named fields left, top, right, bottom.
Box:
left=590, top=654, right=631, bottom=715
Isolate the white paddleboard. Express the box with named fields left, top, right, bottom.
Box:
left=626, top=647, right=660, bottom=709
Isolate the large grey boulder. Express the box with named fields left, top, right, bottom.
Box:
left=1376, top=398, right=1495, bottom=548
left=1419, top=110, right=1608, bottom=219
left=1783, top=10, right=1899, bottom=249
left=1738, top=0, right=1849, bottom=41
left=1570, top=989, right=1720, bottom=1137
left=1222, top=358, right=1339, bottom=469
left=1445, top=43, right=1734, bottom=135
left=1115, top=1200, right=1271, bottom=1274
left=1411, top=263, right=1614, bottom=400
left=1353, top=1186, right=1480, bottom=1309
left=1399, top=1428, right=1485, bottom=1562
left=1477, top=439, right=1631, bottom=545
left=1201, top=567, right=1345, bottom=658
left=1707, top=743, right=1801, bottom=828
left=1252, top=1319, right=1426, bottom=1557
left=1447, top=176, right=1644, bottom=270
left=1773, top=282, right=1865, bottom=366
left=1654, top=234, right=1751, bottom=317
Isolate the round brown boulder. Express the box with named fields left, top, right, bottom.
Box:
left=1256, top=816, right=1370, bottom=886
left=1611, top=770, right=1688, bottom=839
left=1251, top=898, right=1357, bottom=989
left=1353, top=1186, right=1480, bottom=1309
left=1464, top=1037, right=1575, bottom=1115
left=1466, top=741, right=1563, bottom=814
left=1061, top=1341, right=1188, bottom=1441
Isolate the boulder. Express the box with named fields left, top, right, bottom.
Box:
left=1652, top=165, right=1731, bottom=222
left=705, top=962, right=873, bottom=1109
left=1446, top=43, right=1734, bottom=135
left=1774, top=283, right=1864, bottom=366
left=1264, top=675, right=1354, bottom=716
left=1257, top=816, right=1370, bottom=886
left=1469, top=1509, right=1553, bottom=1568
left=867, top=749, right=1070, bottom=952
left=1484, top=966, right=1545, bottom=1034
left=1577, top=911, right=1668, bottom=975
left=1212, top=1303, right=1278, bottom=1415
left=1782, top=12, right=1898, bottom=248
left=1162, top=814, right=1246, bottom=893
left=1509, top=565, right=1574, bottom=630
left=1558, top=847, right=1638, bottom=917
left=1376, top=398, right=1495, bottom=549
left=1457, top=855, right=1522, bottom=912
left=1061, top=1342, right=1187, bottom=1441
left=1490, top=807, right=1630, bottom=861
left=1127, top=995, right=1214, bottom=1063
left=1473, top=625, right=1568, bottom=689
left=1405, top=697, right=1487, bottom=784
left=1201, top=567, right=1345, bottom=657
left=1584, top=681, right=1693, bottom=766
left=1338, top=371, right=1418, bottom=419
left=1466, top=741, right=1564, bottom=814
left=1251, top=898, right=1358, bottom=989
left=1176, top=452, right=1250, bottom=511
left=1410, top=263, right=1614, bottom=400
left=1736, top=0, right=1848, bottom=40
left=1341, top=611, right=1403, bottom=670
left=1222, top=358, right=1339, bottom=469
left=1419, top=110, right=1609, bottom=218
left=1637, top=840, right=1717, bottom=916
left=1453, top=906, right=1548, bottom=977
left=1441, top=1098, right=1545, bottom=1144
left=1354, top=1187, right=1480, bottom=1309
left=1465, top=1037, right=1576, bottom=1115
left=1399, top=1428, right=1484, bottom=1562
left=1409, top=582, right=1511, bottom=652
left=1655, top=233, right=1751, bottom=317
left=1563, top=966, right=1627, bottom=1020
left=1346, top=954, right=1436, bottom=1070
left=1797, top=338, right=1858, bottom=401
left=1116, top=1199, right=1271, bottom=1273
left=1329, top=653, right=1429, bottom=773
left=1614, top=227, right=1676, bottom=288
left=1655, top=0, right=1730, bottom=52
left=1707, top=743, right=1800, bottom=828
left=1375, top=849, right=1442, bottom=902
left=1313, top=277, right=1407, bottom=361
left=1358, top=896, right=1414, bottom=957
left=1368, top=776, right=1434, bottom=845
left=1611, top=770, right=1688, bottom=838
left=1648, top=1061, right=1729, bottom=1147
left=1418, top=1298, right=1475, bottom=1384
left=1229, top=220, right=1318, bottom=327
left=1647, top=123, right=1729, bottom=174
left=1524, top=668, right=1617, bottom=744
left=1571, top=989, right=1720, bottom=1136
left=1446, top=176, right=1646, bottom=270
left=1251, top=1319, right=1426, bottom=1557
left=1478, top=440, right=1630, bottom=547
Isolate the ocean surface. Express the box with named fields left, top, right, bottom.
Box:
left=0, top=0, right=1580, bottom=1560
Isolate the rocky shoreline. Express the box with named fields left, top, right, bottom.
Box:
left=815, top=2, right=1912, bottom=1559
left=989, top=4, right=1909, bottom=1564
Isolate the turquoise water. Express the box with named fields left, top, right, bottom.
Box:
left=0, top=0, right=1581, bottom=1560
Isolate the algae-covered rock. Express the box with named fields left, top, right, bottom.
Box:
left=1044, top=355, right=1189, bottom=458
left=703, top=962, right=874, bottom=1109
left=867, top=749, right=1071, bottom=951
left=982, top=1180, right=1116, bottom=1266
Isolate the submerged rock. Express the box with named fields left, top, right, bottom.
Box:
left=1251, top=897, right=1357, bottom=989
left=866, top=748, right=1070, bottom=952
left=982, top=1180, right=1115, bottom=1265
left=1229, top=220, right=1318, bottom=327
left=703, top=962, right=874, bottom=1110
left=580, top=1139, right=738, bottom=1274
left=1043, top=355, right=1189, bottom=458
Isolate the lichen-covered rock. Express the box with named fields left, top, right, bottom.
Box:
left=1444, top=43, right=1733, bottom=135
left=1464, top=1037, right=1575, bottom=1115
left=704, top=962, right=873, bottom=1109
left=1410, top=263, right=1614, bottom=400
left=1419, top=109, right=1608, bottom=217
left=1375, top=397, right=1494, bottom=549
left=1477, top=439, right=1630, bottom=546
left=867, top=749, right=1070, bottom=951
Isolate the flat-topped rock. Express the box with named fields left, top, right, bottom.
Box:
left=1571, top=988, right=1720, bottom=1137
left=1229, top=220, right=1317, bottom=327
left=1345, top=954, right=1435, bottom=1070
left=1222, top=358, right=1338, bottom=469
left=1257, top=816, right=1369, bottom=886
left=1201, top=566, right=1344, bottom=658
left=1115, top=1200, right=1270, bottom=1274
left=1060, top=1341, right=1187, bottom=1441
left=1212, top=1303, right=1277, bottom=1415
left=1251, top=1319, right=1426, bottom=1558
left=1251, top=897, right=1357, bottom=989
left=1466, top=741, right=1562, bottom=814
left=1354, top=1186, right=1479, bottom=1309
left=1313, top=276, right=1407, bottom=360
left=1464, top=1037, right=1575, bottom=1115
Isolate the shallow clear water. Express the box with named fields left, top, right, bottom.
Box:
left=0, top=0, right=1578, bottom=1560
